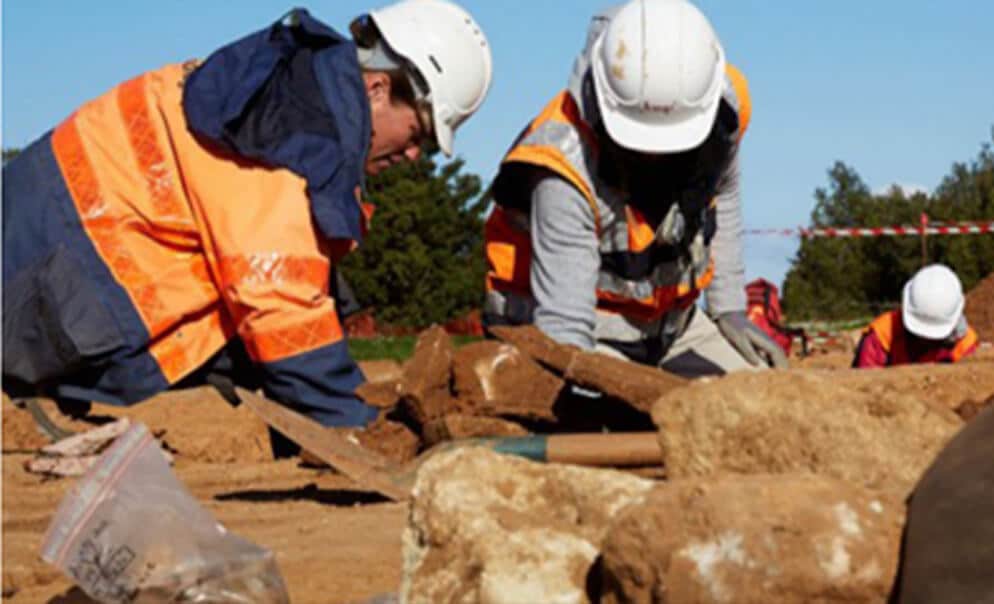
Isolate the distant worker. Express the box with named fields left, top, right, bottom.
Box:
left=483, top=0, right=787, bottom=377
left=2, top=0, right=493, bottom=428
left=853, top=264, right=978, bottom=368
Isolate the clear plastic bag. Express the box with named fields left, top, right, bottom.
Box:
left=41, top=422, right=290, bottom=603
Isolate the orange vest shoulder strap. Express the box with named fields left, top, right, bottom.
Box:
left=502, top=91, right=601, bottom=232
left=725, top=64, right=751, bottom=141
left=867, top=310, right=901, bottom=354
left=952, top=327, right=979, bottom=361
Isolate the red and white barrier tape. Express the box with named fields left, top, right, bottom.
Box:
left=745, top=221, right=994, bottom=239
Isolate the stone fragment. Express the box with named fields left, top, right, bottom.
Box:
left=401, top=448, right=654, bottom=604
left=652, top=369, right=962, bottom=495
left=452, top=340, right=563, bottom=422
left=600, top=474, right=904, bottom=604
left=490, top=325, right=686, bottom=413
left=399, top=326, right=456, bottom=427
left=421, top=413, right=530, bottom=446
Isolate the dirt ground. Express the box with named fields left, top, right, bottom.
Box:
left=2, top=391, right=405, bottom=604
left=4, top=349, right=994, bottom=603
left=965, top=271, right=994, bottom=343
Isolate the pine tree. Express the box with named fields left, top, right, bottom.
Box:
left=782, top=131, right=994, bottom=321
left=340, top=156, right=486, bottom=327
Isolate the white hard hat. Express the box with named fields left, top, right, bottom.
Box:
left=365, top=0, right=493, bottom=156
left=590, top=0, right=726, bottom=153
left=902, top=264, right=965, bottom=340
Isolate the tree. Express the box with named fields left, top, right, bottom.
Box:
left=340, top=156, right=486, bottom=327
left=782, top=131, right=994, bottom=321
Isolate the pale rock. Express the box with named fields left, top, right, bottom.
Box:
left=401, top=448, right=654, bottom=604
left=600, top=474, right=904, bottom=604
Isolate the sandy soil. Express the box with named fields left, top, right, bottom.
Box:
left=4, top=352, right=993, bottom=603
left=2, top=392, right=406, bottom=604
left=965, top=271, right=994, bottom=343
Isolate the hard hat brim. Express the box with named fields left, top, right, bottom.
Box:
left=367, top=0, right=492, bottom=159
left=901, top=281, right=963, bottom=340
left=367, top=12, right=454, bottom=157
left=432, top=112, right=454, bottom=157
left=590, top=33, right=724, bottom=154
left=596, top=96, right=722, bottom=153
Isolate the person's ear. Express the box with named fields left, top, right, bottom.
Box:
left=364, top=71, right=391, bottom=105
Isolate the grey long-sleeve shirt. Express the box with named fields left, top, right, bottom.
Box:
left=530, top=153, right=748, bottom=350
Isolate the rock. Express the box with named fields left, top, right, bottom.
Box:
left=358, top=360, right=404, bottom=384
left=452, top=341, right=563, bottom=422
left=401, top=448, right=654, bottom=604
left=565, top=353, right=686, bottom=414
left=488, top=325, right=578, bottom=371
left=652, top=369, right=962, bottom=495
left=964, top=271, right=994, bottom=343
left=490, top=325, right=687, bottom=413
left=824, top=361, right=994, bottom=413
left=422, top=413, right=530, bottom=446
left=600, top=474, right=904, bottom=604
left=891, top=405, right=994, bottom=604
left=355, top=417, right=420, bottom=464
left=355, top=379, right=402, bottom=409
left=399, top=326, right=456, bottom=427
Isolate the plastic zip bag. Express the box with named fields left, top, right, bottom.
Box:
left=41, top=422, right=289, bottom=603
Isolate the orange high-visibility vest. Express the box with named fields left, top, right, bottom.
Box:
left=485, top=65, right=751, bottom=323
left=50, top=62, right=365, bottom=385
left=866, top=310, right=979, bottom=365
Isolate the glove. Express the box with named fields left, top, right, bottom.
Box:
left=714, top=311, right=789, bottom=369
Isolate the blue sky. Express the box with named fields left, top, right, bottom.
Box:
left=4, top=1, right=992, bottom=287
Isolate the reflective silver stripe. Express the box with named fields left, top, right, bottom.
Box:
left=484, top=289, right=536, bottom=324
left=518, top=121, right=595, bottom=191
left=517, top=107, right=713, bottom=303
left=596, top=272, right=656, bottom=299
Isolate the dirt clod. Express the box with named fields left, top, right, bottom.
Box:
left=421, top=413, right=530, bottom=446
left=965, top=271, right=994, bottom=343
left=398, top=326, right=455, bottom=427
left=355, top=417, right=420, bottom=464
left=452, top=340, right=563, bottom=422
left=490, top=325, right=687, bottom=413
left=355, top=380, right=402, bottom=409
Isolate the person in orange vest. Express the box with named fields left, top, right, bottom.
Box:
left=853, top=264, right=979, bottom=368
left=2, top=1, right=493, bottom=429
left=483, top=0, right=787, bottom=377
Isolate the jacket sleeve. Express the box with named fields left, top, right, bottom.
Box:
left=852, top=330, right=889, bottom=369
left=705, top=149, right=748, bottom=316
left=192, top=166, right=376, bottom=427
left=530, top=176, right=600, bottom=350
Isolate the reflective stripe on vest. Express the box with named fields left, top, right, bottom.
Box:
left=50, top=64, right=352, bottom=381
left=487, top=65, right=749, bottom=322
left=51, top=70, right=220, bottom=383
